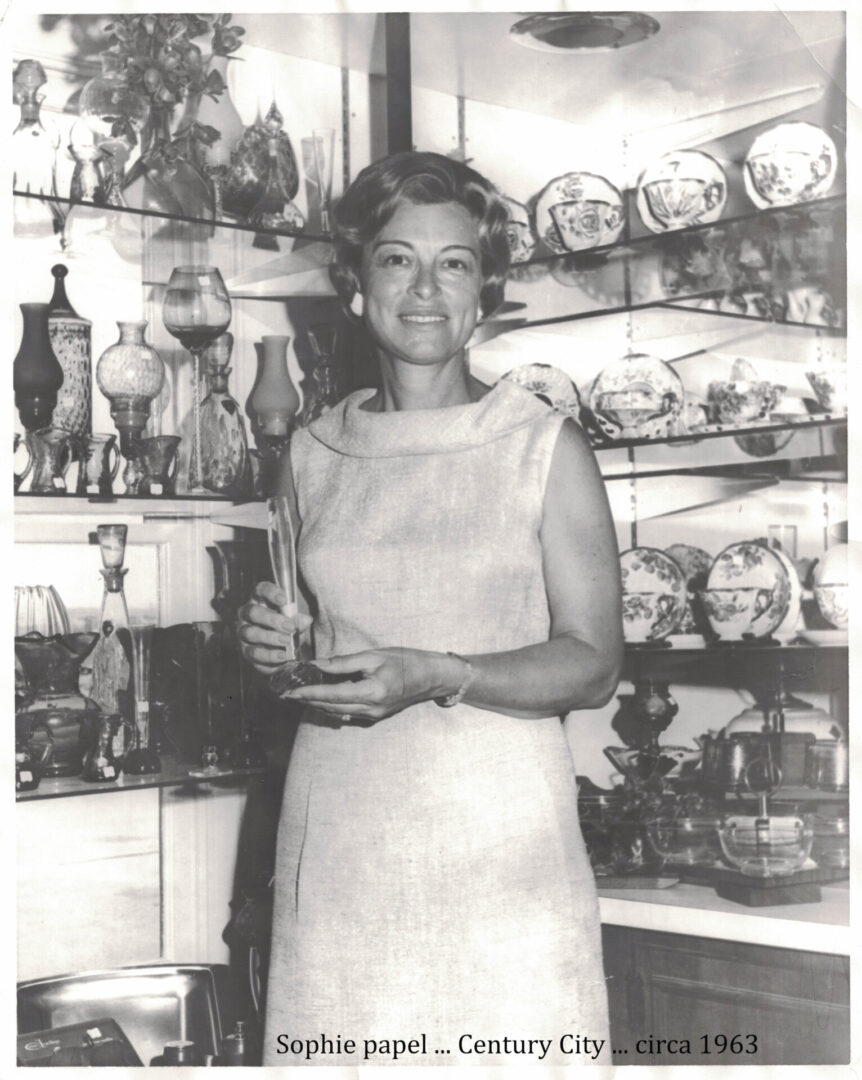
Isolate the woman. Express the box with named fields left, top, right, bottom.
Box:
left=237, top=151, right=623, bottom=1067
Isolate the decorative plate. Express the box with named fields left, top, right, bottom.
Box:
left=743, top=122, right=838, bottom=209
left=588, top=352, right=684, bottom=441
left=501, top=363, right=581, bottom=419
left=502, top=195, right=537, bottom=264
left=535, top=172, right=625, bottom=254
left=706, top=540, right=792, bottom=638
left=767, top=543, right=802, bottom=639
left=619, top=547, right=687, bottom=643
left=665, top=543, right=712, bottom=634
left=636, top=150, right=728, bottom=233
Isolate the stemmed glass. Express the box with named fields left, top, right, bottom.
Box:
left=162, top=266, right=232, bottom=492
left=311, top=128, right=334, bottom=233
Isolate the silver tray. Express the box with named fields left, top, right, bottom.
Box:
left=18, top=963, right=226, bottom=1066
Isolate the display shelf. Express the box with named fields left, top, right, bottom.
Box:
left=589, top=412, right=845, bottom=453
left=15, top=752, right=274, bottom=802
left=622, top=639, right=847, bottom=690
left=12, top=189, right=332, bottom=245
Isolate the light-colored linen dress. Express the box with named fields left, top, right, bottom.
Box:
left=263, top=379, right=610, bottom=1067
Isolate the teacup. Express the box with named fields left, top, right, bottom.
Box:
left=26, top=427, right=75, bottom=494
left=137, top=435, right=181, bottom=496
left=746, top=149, right=832, bottom=206
left=806, top=369, right=847, bottom=415
left=642, top=177, right=724, bottom=231
left=708, top=380, right=785, bottom=424
left=814, top=584, right=848, bottom=630
left=700, top=586, right=776, bottom=640
left=77, top=433, right=121, bottom=496
left=593, top=388, right=678, bottom=439
left=549, top=199, right=624, bottom=252
left=622, top=590, right=680, bottom=643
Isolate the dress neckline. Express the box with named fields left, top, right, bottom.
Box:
left=306, top=379, right=555, bottom=458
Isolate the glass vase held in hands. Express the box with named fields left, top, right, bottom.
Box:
left=162, top=266, right=232, bottom=492
left=266, top=496, right=341, bottom=692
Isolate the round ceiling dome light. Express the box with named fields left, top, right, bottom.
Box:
left=509, top=12, right=660, bottom=53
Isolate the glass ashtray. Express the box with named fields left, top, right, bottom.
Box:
left=717, top=815, right=813, bottom=877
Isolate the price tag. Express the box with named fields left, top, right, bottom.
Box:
left=103, top=766, right=115, bottom=778
left=19, top=771, right=32, bottom=783
left=149, top=483, right=163, bottom=495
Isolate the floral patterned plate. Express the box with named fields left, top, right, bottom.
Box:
left=502, top=195, right=537, bottom=264
left=501, top=363, right=581, bottom=419
left=535, top=172, right=625, bottom=254
left=706, top=540, right=792, bottom=639
left=619, top=547, right=687, bottom=643
left=636, top=150, right=727, bottom=233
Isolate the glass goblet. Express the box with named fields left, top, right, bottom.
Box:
left=162, top=265, right=232, bottom=492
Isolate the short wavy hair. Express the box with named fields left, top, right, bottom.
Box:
left=330, top=151, right=510, bottom=320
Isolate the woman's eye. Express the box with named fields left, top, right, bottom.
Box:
left=381, top=252, right=410, bottom=267
left=442, top=257, right=472, bottom=272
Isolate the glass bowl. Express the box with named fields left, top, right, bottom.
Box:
left=717, top=815, right=813, bottom=877
left=646, top=816, right=721, bottom=865
left=14, top=584, right=71, bottom=637
left=810, top=815, right=849, bottom=869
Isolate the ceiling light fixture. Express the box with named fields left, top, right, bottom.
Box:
left=509, top=12, right=660, bottom=53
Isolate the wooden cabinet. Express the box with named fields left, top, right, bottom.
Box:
left=602, top=924, right=850, bottom=1065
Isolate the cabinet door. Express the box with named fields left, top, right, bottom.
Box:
left=602, top=925, right=849, bottom=1065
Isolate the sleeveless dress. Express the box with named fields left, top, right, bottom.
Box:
left=263, top=379, right=610, bottom=1067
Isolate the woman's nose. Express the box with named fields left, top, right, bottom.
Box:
left=408, top=262, right=440, bottom=298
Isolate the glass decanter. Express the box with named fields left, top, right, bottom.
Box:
left=162, top=266, right=232, bottom=492
left=12, top=60, right=63, bottom=242
left=199, top=332, right=250, bottom=496
left=300, top=323, right=339, bottom=425
left=90, top=524, right=132, bottom=759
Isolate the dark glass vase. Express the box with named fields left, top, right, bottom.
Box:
left=14, top=302, right=64, bottom=432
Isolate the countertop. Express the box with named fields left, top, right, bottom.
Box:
left=597, top=879, right=849, bottom=956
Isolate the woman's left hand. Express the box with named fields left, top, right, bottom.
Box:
left=281, top=647, right=452, bottom=722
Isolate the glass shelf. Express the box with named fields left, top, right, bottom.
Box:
left=12, top=189, right=332, bottom=245
left=15, top=752, right=276, bottom=803
left=592, top=412, right=844, bottom=453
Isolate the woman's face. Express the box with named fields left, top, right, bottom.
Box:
left=359, top=200, right=484, bottom=367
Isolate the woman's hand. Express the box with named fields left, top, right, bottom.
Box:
left=280, top=647, right=456, bottom=722
left=236, top=581, right=313, bottom=676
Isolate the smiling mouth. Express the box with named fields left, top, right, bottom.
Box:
left=400, top=313, right=448, bottom=324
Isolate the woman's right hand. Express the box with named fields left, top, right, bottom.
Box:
left=236, top=581, right=313, bottom=676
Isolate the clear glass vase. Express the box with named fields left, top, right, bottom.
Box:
left=12, top=60, right=62, bottom=242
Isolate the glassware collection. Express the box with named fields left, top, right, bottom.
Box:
left=15, top=522, right=269, bottom=790
left=13, top=262, right=336, bottom=498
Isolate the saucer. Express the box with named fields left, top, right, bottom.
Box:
left=707, top=540, right=792, bottom=638
left=636, top=149, right=727, bottom=233
left=535, top=172, right=625, bottom=254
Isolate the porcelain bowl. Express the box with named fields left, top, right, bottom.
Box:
left=622, top=590, right=682, bottom=643
left=806, top=368, right=847, bottom=415
left=700, top=586, right=779, bottom=640
left=708, top=380, right=785, bottom=424
left=813, top=583, right=848, bottom=631
left=717, top=815, right=813, bottom=877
